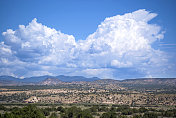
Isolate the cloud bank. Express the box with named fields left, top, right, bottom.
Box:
left=0, top=9, right=175, bottom=79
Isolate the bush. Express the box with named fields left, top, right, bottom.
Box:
left=77, top=109, right=93, bottom=118
left=0, top=105, right=6, bottom=111
left=49, top=113, right=58, bottom=118
left=116, top=105, right=130, bottom=112
left=98, top=106, right=109, bottom=112
left=118, top=115, right=127, bottom=118
left=132, top=114, right=142, bottom=118
left=121, top=109, right=133, bottom=115
left=41, top=108, right=50, bottom=116
left=1, top=105, right=45, bottom=118
left=100, top=112, right=117, bottom=118
left=60, top=106, right=93, bottom=118
left=162, top=110, right=174, bottom=117
left=132, top=108, right=138, bottom=113
left=143, top=112, right=158, bottom=118
left=57, top=106, right=64, bottom=111
left=90, top=106, right=98, bottom=112
left=138, top=107, right=148, bottom=113
left=110, top=107, right=116, bottom=112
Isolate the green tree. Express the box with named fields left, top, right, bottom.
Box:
left=22, top=104, right=45, bottom=118
left=41, top=108, right=50, bottom=116
left=2, top=104, right=45, bottom=118
left=100, top=112, right=116, bottom=118
left=121, top=109, right=133, bottom=115
left=110, top=107, right=116, bottom=112
left=3, top=112, right=15, bottom=118
left=132, top=114, right=142, bottom=118
left=60, top=106, right=93, bottom=118
left=173, top=109, right=176, bottom=117
left=49, top=113, right=58, bottom=118
left=143, top=112, right=158, bottom=118
left=90, top=106, right=98, bottom=112
left=162, top=110, right=174, bottom=117
left=118, top=115, right=127, bottom=118
left=116, top=105, right=130, bottom=112
left=132, top=108, right=138, bottom=113
left=138, top=107, right=148, bottom=113
left=57, top=106, right=64, bottom=111
left=99, top=106, right=109, bottom=112
left=0, top=105, right=6, bottom=111
left=77, top=109, right=93, bottom=118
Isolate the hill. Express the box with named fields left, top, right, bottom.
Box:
left=39, top=78, right=64, bottom=85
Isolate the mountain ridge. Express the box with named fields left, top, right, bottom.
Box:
left=0, top=75, right=176, bottom=86
left=0, top=75, right=101, bottom=85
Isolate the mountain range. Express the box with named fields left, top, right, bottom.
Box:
left=0, top=75, right=100, bottom=86
left=0, top=75, right=176, bottom=87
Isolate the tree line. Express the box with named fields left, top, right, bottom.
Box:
left=0, top=104, right=176, bottom=118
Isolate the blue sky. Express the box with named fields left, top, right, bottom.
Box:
left=0, top=0, right=176, bottom=79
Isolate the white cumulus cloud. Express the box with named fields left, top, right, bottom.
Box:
left=0, top=9, right=175, bottom=79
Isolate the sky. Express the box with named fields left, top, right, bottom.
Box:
left=0, top=0, right=176, bottom=79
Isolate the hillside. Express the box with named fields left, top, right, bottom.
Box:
left=120, top=78, right=176, bottom=89
left=39, top=78, right=64, bottom=85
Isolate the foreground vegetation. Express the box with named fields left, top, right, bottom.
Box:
left=0, top=104, right=176, bottom=118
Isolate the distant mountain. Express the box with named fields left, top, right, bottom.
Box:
left=21, top=75, right=55, bottom=83
left=0, top=75, right=20, bottom=82
left=56, top=75, right=100, bottom=82
left=0, top=76, right=22, bottom=86
left=0, top=75, right=100, bottom=86
left=0, top=75, right=175, bottom=87
left=0, top=80, right=20, bottom=86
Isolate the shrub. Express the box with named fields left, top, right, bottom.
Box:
left=100, top=112, right=117, bottom=118
left=49, top=113, right=58, bottom=118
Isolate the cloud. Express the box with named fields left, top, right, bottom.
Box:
left=0, top=9, right=175, bottom=79
left=2, top=18, right=76, bottom=64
